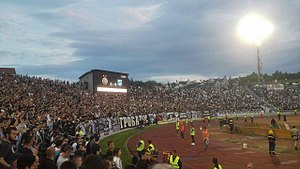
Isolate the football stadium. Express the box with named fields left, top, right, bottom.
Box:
left=1, top=1, right=300, bottom=169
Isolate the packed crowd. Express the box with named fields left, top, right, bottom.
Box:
left=251, top=86, right=300, bottom=111
left=129, top=84, right=262, bottom=115
left=0, top=125, right=172, bottom=169
left=1, top=74, right=262, bottom=126
left=0, top=73, right=297, bottom=169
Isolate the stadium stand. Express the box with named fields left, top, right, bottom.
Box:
left=0, top=73, right=299, bottom=169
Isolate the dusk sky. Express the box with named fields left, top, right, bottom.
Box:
left=0, top=0, right=299, bottom=82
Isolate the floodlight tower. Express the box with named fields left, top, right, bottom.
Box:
left=257, top=45, right=261, bottom=82
left=237, top=13, right=273, bottom=83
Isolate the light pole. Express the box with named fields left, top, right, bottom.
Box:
left=257, top=45, right=261, bottom=82
left=237, top=13, right=273, bottom=83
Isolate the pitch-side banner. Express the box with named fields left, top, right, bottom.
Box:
left=119, top=115, right=148, bottom=130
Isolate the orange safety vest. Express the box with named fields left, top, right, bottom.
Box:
left=180, top=123, right=185, bottom=132
left=203, top=129, right=209, bottom=141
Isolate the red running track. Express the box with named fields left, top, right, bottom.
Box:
left=127, top=121, right=300, bottom=169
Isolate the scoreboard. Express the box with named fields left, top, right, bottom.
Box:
left=79, top=69, right=129, bottom=94
left=94, top=71, right=128, bottom=93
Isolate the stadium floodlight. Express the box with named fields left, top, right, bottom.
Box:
left=237, top=13, right=273, bottom=46
left=237, top=13, right=273, bottom=83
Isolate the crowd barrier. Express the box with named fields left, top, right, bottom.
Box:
left=96, top=111, right=201, bottom=138
left=235, top=126, right=292, bottom=139
left=241, top=123, right=287, bottom=130
left=98, top=112, right=297, bottom=139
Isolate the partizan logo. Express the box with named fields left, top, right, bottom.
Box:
left=102, top=75, right=108, bottom=85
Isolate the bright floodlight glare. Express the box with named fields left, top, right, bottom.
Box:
left=237, top=13, right=273, bottom=46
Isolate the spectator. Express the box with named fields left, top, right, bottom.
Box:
left=32, top=155, right=40, bottom=169
left=57, top=144, right=72, bottom=169
left=86, top=136, right=100, bottom=156
left=136, top=150, right=150, bottom=169
left=124, top=156, right=137, bottom=169
left=82, top=155, right=105, bottom=169
left=18, top=133, right=35, bottom=155
left=150, top=163, right=172, bottom=169
left=39, top=146, right=57, bottom=169
left=74, top=143, right=86, bottom=157
left=104, top=156, right=114, bottom=169
left=105, top=140, right=114, bottom=159
left=71, top=155, right=83, bottom=169
left=54, top=139, right=64, bottom=159
left=62, top=138, right=70, bottom=146
left=0, top=127, right=18, bottom=168
left=17, top=153, right=36, bottom=169
left=113, top=147, right=122, bottom=169
left=60, top=161, right=77, bottom=169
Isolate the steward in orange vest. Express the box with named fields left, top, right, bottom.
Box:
left=202, top=126, right=209, bottom=151
left=180, top=119, right=185, bottom=140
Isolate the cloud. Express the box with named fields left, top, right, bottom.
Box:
left=0, top=2, right=81, bottom=67
left=0, top=34, right=81, bottom=66
left=0, top=0, right=300, bottom=82
left=119, top=4, right=161, bottom=27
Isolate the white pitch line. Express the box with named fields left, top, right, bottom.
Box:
left=280, top=160, right=298, bottom=165
left=234, top=151, right=255, bottom=155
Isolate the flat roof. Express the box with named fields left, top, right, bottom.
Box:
left=79, top=69, right=129, bottom=79
left=0, top=68, right=16, bottom=74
